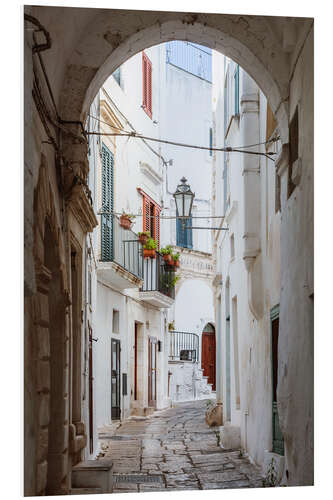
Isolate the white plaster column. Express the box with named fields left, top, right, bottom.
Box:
left=240, top=72, right=263, bottom=319
left=215, top=292, right=223, bottom=405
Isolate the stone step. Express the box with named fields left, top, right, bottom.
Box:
left=70, top=487, right=103, bottom=495
left=131, top=407, right=155, bottom=417
left=71, top=459, right=114, bottom=493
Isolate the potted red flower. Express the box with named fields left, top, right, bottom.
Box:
left=160, top=245, right=173, bottom=265
left=172, top=252, right=181, bottom=268
left=120, top=212, right=135, bottom=229
left=138, top=231, right=150, bottom=246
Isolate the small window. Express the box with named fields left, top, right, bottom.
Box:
left=112, top=309, right=120, bottom=334
left=112, top=67, right=121, bottom=87
left=230, top=234, right=235, bottom=259
left=176, top=211, right=193, bottom=249
left=288, top=107, right=298, bottom=198
left=209, top=127, right=213, bottom=156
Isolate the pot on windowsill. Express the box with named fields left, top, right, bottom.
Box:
left=138, top=233, right=149, bottom=245
left=120, top=214, right=133, bottom=230
left=174, top=259, right=180, bottom=268
left=143, top=248, right=156, bottom=259
left=163, top=254, right=173, bottom=265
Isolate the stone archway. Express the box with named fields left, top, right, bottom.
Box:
left=24, top=5, right=314, bottom=490
left=30, top=156, right=70, bottom=495
left=49, top=8, right=302, bottom=143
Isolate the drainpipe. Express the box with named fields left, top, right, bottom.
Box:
left=215, top=291, right=223, bottom=406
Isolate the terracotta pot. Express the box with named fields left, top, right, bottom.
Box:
left=174, top=260, right=180, bottom=268
left=139, top=234, right=149, bottom=245
left=163, top=254, right=173, bottom=265
left=144, top=248, right=156, bottom=259
left=120, top=215, right=132, bottom=229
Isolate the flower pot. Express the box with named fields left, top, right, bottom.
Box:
left=139, top=233, right=149, bottom=245
left=120, top=215, right=132, bottom=230
left=174, top=260, right=180, bottom=268
left=163, top=254, right=173, bottom=265
left=144, top=248, right=156, bottom=259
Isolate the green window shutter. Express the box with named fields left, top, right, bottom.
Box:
left=223, top=153, right=228, bottom=214
left=101, top=144, right=114, bottom=261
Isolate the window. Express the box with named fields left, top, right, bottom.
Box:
left=230, top=233, right=235, bottom=259
left=112, top=67, right=121, bottom=87
left=288, top=107, right=298, bottom=198
left=139, top=188, right=161, bottom=248
left=112, top=309, right=120, bottom=334
left=224, top=72, right=229, bottom=135
left=223, top=153, right=229, bottom=214
left=176, top=212, right=193, bottom=249
left=234, top=65, right=240, bottom=115
left=142, top=52, right=152, bottom=118
left=101, top=143, right=114, bottom=261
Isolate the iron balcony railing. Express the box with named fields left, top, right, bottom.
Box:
left=142, top=252, right=176, bottom=300
left=100, top=214, right=143, bottom=280
left=169, top=331, right=199, bottom=362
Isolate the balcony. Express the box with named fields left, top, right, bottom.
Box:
left=97, top=214, right=143, bottom=290
left=169, top=331, right=199, bottom=362
left=139, top=252, right=175, bottom=309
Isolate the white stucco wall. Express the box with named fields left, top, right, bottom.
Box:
left=212, top=54, right=282, bottom=468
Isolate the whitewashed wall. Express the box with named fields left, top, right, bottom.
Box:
left=212, top=53, right=282, bottom=469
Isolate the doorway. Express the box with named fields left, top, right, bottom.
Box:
left=148, top=337, right=157, bottom=408
left=111, top=338, right=121, bottom=420
left=201, top=323, right=216, bottom=391
left=271, top=305, right=284, bottom=455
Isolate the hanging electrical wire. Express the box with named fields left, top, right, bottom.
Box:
left=86, top=119, right=277, bottom=162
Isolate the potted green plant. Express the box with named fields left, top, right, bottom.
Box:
left=137, top=231, right=150, bottom=245
left=120, top=212, right=135, bottom=229
left=168, top=321, right=175, bottom=331
left=172, top=252, right=181, bottom=268
left=160, top=245, right=173, bottom=265
left=171, top=275, right=180, bottom=287
left=143, top=237, right=157, bottom=258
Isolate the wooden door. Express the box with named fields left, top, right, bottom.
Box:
left=111, top=338, right=121, bottom=420
left=148, top=337, right=157, bottom=408
left=201, top=329, right=216, bottom=391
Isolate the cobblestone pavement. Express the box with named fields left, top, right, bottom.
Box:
left=98, top=400, right=264, bottom=493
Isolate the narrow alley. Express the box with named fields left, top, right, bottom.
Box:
left=98, top=400, right=263, bottom=493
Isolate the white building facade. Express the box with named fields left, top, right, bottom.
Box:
left=212, top=52, right=284, bottom=478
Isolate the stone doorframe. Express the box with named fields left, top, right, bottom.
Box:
left=31, top=155, right=70, bottom=495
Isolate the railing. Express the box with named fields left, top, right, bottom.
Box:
left=142, top=252, right=176, bottom=300
left=100, top=214, right=143, bottom=280
left=169, top=331, right=200, bottom=362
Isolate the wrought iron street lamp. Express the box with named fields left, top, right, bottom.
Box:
left=173, top=177, right=228, bottom=231
left=173, top=177, right=195, bottom=225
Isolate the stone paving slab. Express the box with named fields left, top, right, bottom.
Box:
left=97, top=399, right=264, bottom=493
